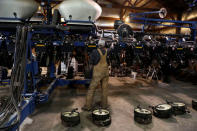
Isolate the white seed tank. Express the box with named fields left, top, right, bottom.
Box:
left=0, top=0, right=39, bottom=22
left=58, top=0, right=102, bottom=23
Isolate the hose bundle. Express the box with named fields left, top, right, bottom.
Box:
left=0, top=26, right=28, bottom=130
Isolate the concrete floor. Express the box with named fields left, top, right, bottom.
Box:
left=22, top=77, right=197, bottom=131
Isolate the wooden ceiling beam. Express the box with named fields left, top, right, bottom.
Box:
left=135, top=0, right=146, bottom=6
left=100, top=4, right=159, bottom=11
left=98, top=17, right=120, bottom=21
left=120, top=0, right=129, bottom=20
left=140, top=0, right=153, bottom=7
left=35, top=0, right=158, bottom=11
left=133, top=0, right=139, bottom=6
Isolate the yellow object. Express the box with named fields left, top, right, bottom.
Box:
left=36, top=44, right=45, bottom=47
left=136, top=46, right=143, bottom=49
left=88, top=45, right=97, bottom=48
left=84, top=48, right=109, bottom=109
left=177, top=48, right=183, bottom=50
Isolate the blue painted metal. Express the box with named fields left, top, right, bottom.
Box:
left=119, top=42, right=126, bottom=48
left=189, top=0, right=197, bottom=8
left=0, top=40, right=2, bottom=47
left=50, top=62, right=56, bottom=78
left=130, top=15, right=197, bottom=24
left=56, top=79, right=91, bottom=86
left=6, top=97, right=36, bottom=131
left=5, top=77, right=90, bottom=130
left=131, top=11, right=161, bottom=16
left=2, top=27, right=92, bottom=130
left=130, top=13, right=197, bottom=41
left=74, top=41, right=85, bottom=47
left=0, top=14, right=95, bottom=130
left=64, top=20, right=94, bottom=24
left=0, top=79, right=10, bottom=88
left=0, top=17, right=23, bottom=21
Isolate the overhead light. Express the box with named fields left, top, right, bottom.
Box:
left=41, top=2, right=45, bottom=6
left=125, top=16, right=130, bottom=23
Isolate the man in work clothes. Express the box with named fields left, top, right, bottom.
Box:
left=82, top=39, right=109, bottom=111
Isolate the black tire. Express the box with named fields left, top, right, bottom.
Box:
left=92, top=109, right=110, bottom=121
left=117, top=24, right=133, bottom=38
left=61, top=111, right=80, bottom=127
left=134, top=108, right=152, bottom=118
left=93, top=117, right=111, bottom=126
left=153, top=104, right=172, bottom=118
left=134, top=115, right=152, bottom=124
left=153, top=109, right=172, bottom=118
left=171, top=103, right=187, bottom=115
left=134, top=108, right=152, bottom=124
left=192, top=100, right=197, bottom=110
left=61, top=119, right=80, bottom=127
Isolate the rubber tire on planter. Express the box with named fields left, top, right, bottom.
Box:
left=61, top=111, right=80, bottom=127
left=134, top=108, right=152, bottom=124
left=192, top=100, right=197, bottom=110
left=153, top=104, right=172, bottom=118
left=117, top=24, right=133, bottom=38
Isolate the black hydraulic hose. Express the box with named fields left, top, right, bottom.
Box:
left=10, top=27, right=27, bottom=128
left=0, top=26, right=28, bottom=130
left=0, top=26, right=22, bottom=129
left=31, top=25, right=57, bottom=29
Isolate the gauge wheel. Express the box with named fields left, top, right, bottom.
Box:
left=192, top=100, right=197, bottom=110
left=117, top=24, right=133, bottom=38
left=134, top=108, right=152, bottom=124
left=171, top=102, right=187, bottom=115
left=92, top=109, right=110, bottom=121
left=153, top=109, right=172, bottom=118
left=61, top=111, right=80, bottom=127
left=93, top=117, right=111, bottom=126
left=153, top=104, right=172, bottom=118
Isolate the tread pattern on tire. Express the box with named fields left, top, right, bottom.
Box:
left=134, top=109, right=152, bottom=124
left=93, top=117, right=111, bottom=126
left=192, top=100, right=197, bottom=110
left=92, top=109, right=111, bottom=126
left=61, top=112, right=80, bottom=127
left=153, top=109, right=172, bottom=118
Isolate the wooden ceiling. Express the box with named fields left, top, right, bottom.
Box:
left=35, top=0, right=189, bottom=20
left=34, top=0, right=191, bottom=30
